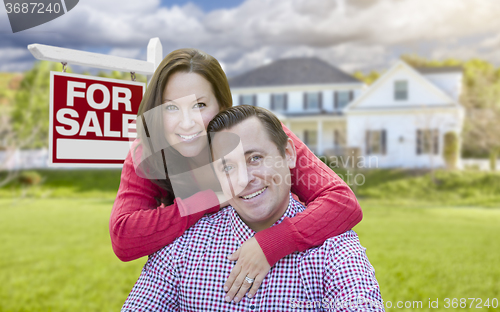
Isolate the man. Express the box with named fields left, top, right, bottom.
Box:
left=122, top=105, right=384, bottom=311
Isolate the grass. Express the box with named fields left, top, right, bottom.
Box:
left=0, top=198, right=146, bottom=312
left=0, top=169, right=122, bottom=199
left=358, top=200, right=500, bottom=311
left=0, top=198, right=498, bottom=311
left=334, top=168, right=500, bottom=208
left=2, top=168, right=500, bottom=207
left=0, top=169, right=499, bottom=311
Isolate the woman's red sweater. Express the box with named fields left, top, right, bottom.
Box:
left=109, top=125, right=362, bottom=265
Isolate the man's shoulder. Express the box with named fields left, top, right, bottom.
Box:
left=300, top=230, right=366, bottom=261
left=324, top=230, right=364, bottom=251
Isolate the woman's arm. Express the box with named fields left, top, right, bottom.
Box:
left=223, top=123, right=363, bottom=301
left=109, top=151, right=220, bottom=262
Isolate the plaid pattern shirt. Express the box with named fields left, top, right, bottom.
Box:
left=122, top=194, right=384, bottom=312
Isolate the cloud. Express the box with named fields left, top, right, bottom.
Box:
left=0, top=48, right=32, bottom=71
left=1, top=0, right=499, bottom=75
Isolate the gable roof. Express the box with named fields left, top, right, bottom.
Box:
left=229, top=57, right=361, bottom=88
left=343, top=60, right=462, bottom=112
left=415, top=66, right=463, bottom=74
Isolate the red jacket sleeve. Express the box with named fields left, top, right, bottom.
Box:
left=253, top=124, right=363, bottom=266
left=109, top=151, right=220, bottom=262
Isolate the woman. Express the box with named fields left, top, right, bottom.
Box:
left=110, top=48, right=362, bottom=303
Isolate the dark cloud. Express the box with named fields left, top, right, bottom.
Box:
left=1, top=0, right=499, bottom=74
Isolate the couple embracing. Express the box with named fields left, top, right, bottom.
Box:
left=110, top=48, right=384, bottom=311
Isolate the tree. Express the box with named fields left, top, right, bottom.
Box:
left=400, top=54, right=462, bottom=68
left=11, top=61, right=69, bottom=148
left=460, top=60, right=500, bottom=161
left=352, top=70, right=381, bottom=85
left=443, top=131, right=459, bottom=170
left=1, top=73, right=24, bottom=186
left=1, top=62, right=68, bottom=186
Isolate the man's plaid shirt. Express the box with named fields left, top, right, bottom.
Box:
left=122, top=194, right=384, bottom=311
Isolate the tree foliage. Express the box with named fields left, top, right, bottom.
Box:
left=11, top=61, right=69, bottom=148
left=352, top=70, right=381, bottom=85
left=443, top=131, right=459, bottom=170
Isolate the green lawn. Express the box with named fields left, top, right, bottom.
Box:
left=357, top=200, right=500, bottom=311
left=0, top=198, right=144, bottom=312
left=1, top=197, right=499, bottom=311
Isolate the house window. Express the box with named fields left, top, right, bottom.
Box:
left=394, top=80, right=408, bottom=100
left=271, top=93, right=287, bottom=111
left=240, top=94, right=256, bottom=106
left=335, top=91, right=353, bottom=110
left=303, top=130, right=317, bottom=146
left=365, top=130, right=387, bottom=155
left=416, top=129, right=439, bottom=155
left=304, top=92, right=322, bottom=110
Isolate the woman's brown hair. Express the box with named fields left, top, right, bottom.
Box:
left=135, top=48, right=232, bottom=205
left=138, top=48, right=232, bottom=116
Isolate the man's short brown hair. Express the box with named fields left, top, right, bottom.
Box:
left=207, top=105, right=288, bottom=156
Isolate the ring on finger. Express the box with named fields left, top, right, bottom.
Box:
left=244, top=276, right=255, bottom=284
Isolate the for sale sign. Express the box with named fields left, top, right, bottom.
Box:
left=49, top=72, right=145, bottom=167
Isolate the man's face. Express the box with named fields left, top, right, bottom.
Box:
left=211, top=117, right=296, bottom=232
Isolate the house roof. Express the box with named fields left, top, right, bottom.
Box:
left=229, top=57, right=361, bottom=88
left=414, top=66, right=463, bottom=74
left=343, top=60, right=463, bottom=112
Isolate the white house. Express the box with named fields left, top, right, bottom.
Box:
left=229, top=58, right=464, bottom=169
left=229, top=57, right=365, bottom=157
left=344, top=61, right=464, bottom=168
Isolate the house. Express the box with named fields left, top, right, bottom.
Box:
left=229, top=58, right=464, bottom=169
left=344, top=61, right=464, bottom=168
left=229, top=57, right=364, bottom=157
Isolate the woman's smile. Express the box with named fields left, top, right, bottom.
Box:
left=177, top=131, right=202, bottom=142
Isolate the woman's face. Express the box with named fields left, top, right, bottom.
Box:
left=162, top=71, right=220, bottom=157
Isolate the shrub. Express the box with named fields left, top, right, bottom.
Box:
left=17, top=171, right=42, bottom=186
left=443, top=131, right=459, bottom=170
left=490, top=148, right=498, bottom=171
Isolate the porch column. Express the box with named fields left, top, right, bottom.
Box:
left=317, top=120, right=323, bottom=155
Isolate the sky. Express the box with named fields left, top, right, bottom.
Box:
left=0, top=0, right=499, bottom=77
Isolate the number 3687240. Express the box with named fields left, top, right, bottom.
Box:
left=5, top=2, right=61, bottom=14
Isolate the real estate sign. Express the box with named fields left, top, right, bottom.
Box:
left=49, top=72, right=145, bottom=167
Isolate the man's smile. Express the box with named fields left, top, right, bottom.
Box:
left=240, top=186, right=267, bottom=200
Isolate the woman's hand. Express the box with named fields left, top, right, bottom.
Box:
left=223, top=236, right=271, bottom=303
